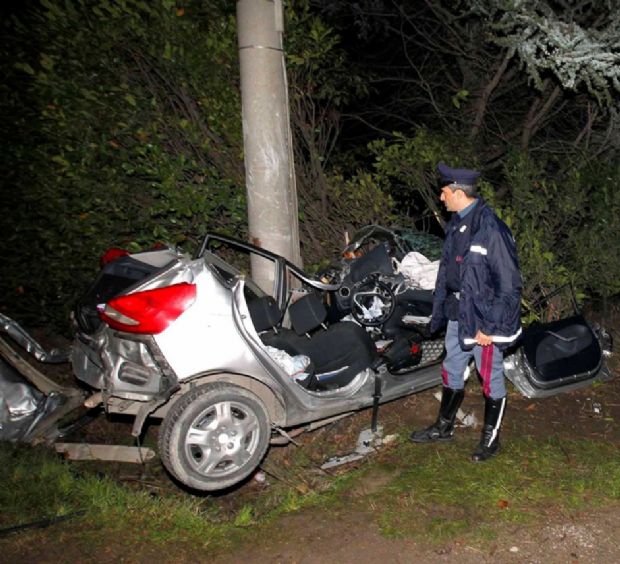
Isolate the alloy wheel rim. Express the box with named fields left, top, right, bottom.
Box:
left=184, top=400, right=261, bottom=477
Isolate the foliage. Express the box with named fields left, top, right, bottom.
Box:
left=367, top=130, right=471, bottom=231
left=318, top=0, right=620, bottom=160
left=0, top=0, right=245, bottom=330
left=1, top=0, right=617, bottom=334
left=364, top=133, right=620, bottom=307
left=0, top=0, right=398, bottom=327
left=285, top=0, right=393, bottom=268
left=313, top=0, right=620, bottom=304
left=492, top=154, right=620, bottom=306
left=470, top=0, right=620, bottom=106
left=563, top=161, right=620, bottom=300
left=287, top=0, right=367, bottom=106
left=485, top=154, right=573, bottom=310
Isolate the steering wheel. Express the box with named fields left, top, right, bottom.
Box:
left=350, top=278, right=396, bottom=327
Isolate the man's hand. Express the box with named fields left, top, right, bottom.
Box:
left=475, top=330, right=493, bottom=346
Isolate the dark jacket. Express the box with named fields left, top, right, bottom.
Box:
left=430, top=199, right=522, bottom=350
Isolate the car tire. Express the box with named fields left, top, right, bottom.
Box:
left=158, top=382, right=271, bottom=492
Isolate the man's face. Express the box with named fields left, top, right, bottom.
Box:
left=440, top=185, right=460, bottom=212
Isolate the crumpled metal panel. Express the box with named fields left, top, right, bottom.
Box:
left=0, top=313, right=69, bottom=363
left=0, top=356, right=63, bottom=441
left=103, top=332, right=162, bottom=400
left=71, top=333, right=106, bottom=389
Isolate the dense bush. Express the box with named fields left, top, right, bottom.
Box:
left=0, top=0, right=246, bottom=330
left=0, top=0, right=397, bottom=331
left=0, top=0, right=616, bottom=335
left=367, top=133, right=620, bottom=313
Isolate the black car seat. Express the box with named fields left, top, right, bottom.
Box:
left=285, top=293, right=378, bottom=389
left=247, top=295, right=284, bottom=334
left=248, top=294, right=378, bottom=390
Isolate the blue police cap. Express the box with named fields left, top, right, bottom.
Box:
left=437, top=162, right=481, bottom=186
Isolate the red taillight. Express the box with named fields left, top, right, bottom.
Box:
left=100, top=247, right=130, bottom=266
left=99, top=283, right=197, bottom=334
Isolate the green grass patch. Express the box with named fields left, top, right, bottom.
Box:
left=368, top=435, right=620, bottom=545
left=0, top=442, right=242, bottom=550
left=0, top=441, right=345, bottom=554
left=3, top=434, right=620, bottom=556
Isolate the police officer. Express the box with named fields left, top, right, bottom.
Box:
left=410, top=162, right=522, bottom=461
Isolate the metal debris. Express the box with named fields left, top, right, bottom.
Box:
left=55, top=443, right=156, bottom=463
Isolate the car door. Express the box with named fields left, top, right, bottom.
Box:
left=503, top=285, right=612, bottom=399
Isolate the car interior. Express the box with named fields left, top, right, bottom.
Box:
left=248, top=293, right=378, bottom=390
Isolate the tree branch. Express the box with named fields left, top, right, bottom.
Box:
left=469, top=49, right=514, bottom=140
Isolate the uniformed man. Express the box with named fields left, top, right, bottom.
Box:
left=410, top=162, right=522, bottom=461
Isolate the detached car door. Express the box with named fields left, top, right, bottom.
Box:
left=503, top=287, right=612, bottom=399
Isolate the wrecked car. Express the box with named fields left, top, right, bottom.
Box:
left=67, top=231, right=611, bottom=491
left=0, top=315, right=83, bottom=444
left=1, top=229, right=612, bottom=492
left=70, top=233, right=449, bottom=491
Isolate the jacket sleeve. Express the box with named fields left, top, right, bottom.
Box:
left=430, top=238, right=450, bottom=334
left=478, top=223, right=522, bottom=340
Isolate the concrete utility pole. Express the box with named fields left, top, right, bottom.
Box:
left=236, top=0, right=302, bottom=293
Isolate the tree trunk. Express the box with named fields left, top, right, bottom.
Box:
left=469, top=50, right=513, bottom=140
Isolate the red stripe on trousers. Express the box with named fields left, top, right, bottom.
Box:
left=441, top=364, right=449, bottom=386
left=480, top=345, right=494, bottom=397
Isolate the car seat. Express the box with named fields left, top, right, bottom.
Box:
left=248, top=294, right=378, bottom=390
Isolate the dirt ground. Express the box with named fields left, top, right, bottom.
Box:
left=218, top=504, right=620, bottom=564
left=210, top=338, right=620, bottom=564
left=3, top=309, right=620, bottom=564
left=217, top=388, right=620, bottom=564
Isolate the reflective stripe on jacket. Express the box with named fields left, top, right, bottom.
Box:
left=430, top=199, right=522, bottom=351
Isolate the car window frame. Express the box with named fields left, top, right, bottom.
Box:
left=197, top=233, right=341, bottom=310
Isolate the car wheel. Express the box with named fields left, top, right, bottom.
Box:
left=158, top=382, right=271, bottom=492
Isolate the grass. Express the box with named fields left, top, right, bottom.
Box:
left=2, top=431, right=620, bottom=557
left=0, top=441, right=339, bottom=555
left=368, top=434, right=620, bottom=545
left=0, top=443, right=239, bottom=551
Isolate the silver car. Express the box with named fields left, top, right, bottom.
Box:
left=70, top=233, right=610, bottom=492
left=71, top=234, right=446, bottom=491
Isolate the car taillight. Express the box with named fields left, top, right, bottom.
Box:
left=98, top=283, right=197, bottom=334
left=100, top=247, right=130, bottom=266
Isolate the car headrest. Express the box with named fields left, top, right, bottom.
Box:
left=247, top=296, right=282, bottom=332
left=289, top=293, right=327, bottom=335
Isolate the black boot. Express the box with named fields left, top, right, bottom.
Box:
left=471, top=396, right=507, bottom=462
left=410, top=387, right=465, bottom=443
